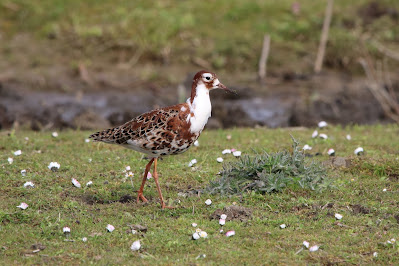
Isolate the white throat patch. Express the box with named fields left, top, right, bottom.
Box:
left=187, top=83, right=212, bottom=133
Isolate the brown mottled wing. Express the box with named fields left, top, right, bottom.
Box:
left=89, top=103, right=197, bottom=156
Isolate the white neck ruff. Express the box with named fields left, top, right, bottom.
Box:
left=187, top=83, right=212, bottom=133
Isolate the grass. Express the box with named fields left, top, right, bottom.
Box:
left=1, top=0, right=399, bottom=73
left=1, top=125, right=399, bottom=264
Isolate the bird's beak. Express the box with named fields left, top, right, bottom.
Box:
left=217, top=82, right=237, bottom=95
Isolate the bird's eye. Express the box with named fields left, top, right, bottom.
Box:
left=203, top=74, right=212, bottom=81
left=205, top=76, right=211, bottom=80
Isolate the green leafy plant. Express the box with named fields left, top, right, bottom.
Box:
left=208, top=137, right=329, bottom=195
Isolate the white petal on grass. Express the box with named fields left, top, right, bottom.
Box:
left=52, top=132, right=58, bottom=138
left=220, top=214, right=227, bottom=220
left=199, top=231, right=208, bottom=238
left=188, top=159, right=197, bottom=167
left=106, top=224, right=115, bottom=232
left=233, top=151, right=242, bottom=157
left=63, top=227, right=71, bottom=233
left=303, top=144, right=312, bottom=151
left=8, top=157, right=13, bottom=164
left=335, top=213, right=343, bottom=220
left=309, top=245, right=319, bottom=252
left=86, top=181, right=93, bottom=187
left=280, top=224, right=286, bottom=229
left=226, top=135, right=232, bottom=140
left=216, top=157, right=224, bottom=163
left=195, top=228, right=202, bottom=233
left=125, top=166, right=131, bottom=171
left=319, top=133, right=328, bottom=139
left=373, top=252, right=378, bottom=257
left=17, top=202, right=28, bottom=210
left=131, top=229, right=137, bottom=235
left=192, top=232, right=200, bottom=240
left=225, top=230, right=235, bottom=237
left=21, top=169, right=27, bottom=176
left=82, top=237, right=88, bottom=242
left=354, top=147, right=364, bottom=155
left=303, top=241, right=310, bottom=249
left=312, top=130, right=318, bottom=138
left=130, top=240, right=141, bottom=251
left=146, top=172, right=152, bottom=180
left=23, top=181, right=35, bottom=188
left=327, top=148, right=335, bottom=156
left=85, top=139, right=90, bottom=143
left=72, top=178, right=81, bottom=188
left=318, top=121, right=328, bottom=128
left=191, top=223, right=197, bottom=227
left=205, top=199, right=212, bottom=206
left=346, top=134, right=351, bottom=140
left=14, top=150, right=22, bottom=156
left=48, top=162, right=60, bottom=171
left=125, top=171, right=134, bottom=178
left=194, top=140, right=199, bottom=147
left=222, top=149, right=231, bottom=154
left=219, top=219, right=226, bottom=226
left=383, top=188, right=387, bottom=192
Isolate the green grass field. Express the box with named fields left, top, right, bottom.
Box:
left=1, top=125, right=398, bottom=264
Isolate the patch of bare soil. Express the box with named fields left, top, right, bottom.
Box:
left=210, top=205, right=252, bottom=222
left=349, top=204, right=371, bottom=215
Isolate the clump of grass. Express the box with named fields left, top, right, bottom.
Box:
left=208, top=137, right=329, bottom=195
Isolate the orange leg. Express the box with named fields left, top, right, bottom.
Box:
left=136, top=158, right=154, bottom=203
left=153, top=158, right=174, bottom=209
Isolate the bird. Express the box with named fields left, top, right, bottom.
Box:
left=89, top=70, right=233, bottom=209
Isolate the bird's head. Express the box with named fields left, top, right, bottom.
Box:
left=192, top=70, right=232, bottom=93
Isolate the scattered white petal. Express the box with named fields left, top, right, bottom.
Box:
left=125, top=166, right=131, bottom=171
left=318, top=121, right=328, bottom=128
left=146, top=172, right=152, bottom=180
left=85, top=139, right=90, bottom=143
left=196, top=254, right=206, bottom=259
left=188, top=159, right=197, bottom=167
left=106, top=224, right=115, bottom=232
left=303, top=241, right=310, bottom=249
left=14, top=150, right=22, bottom=156
left=194, top=140, right=199, bottom=147
left=205, top=199, right=212, bottom=206
left=319, top=134, right=328, bottom=139
left=25, top=137, right=29, bottom=141
left=125, top=171, right=134, bottom=178
left=225, top=230, right=235, bottom=237
left=335, top=213, right=343, bottom=220
left=387, top=240, right=392, bottom=244
left=195, top=228, right=202, bottom=233
left=312, top=130, right=318, bottom=138
left=231, top=148, right=237, bottom=152
left=233, top=151, right=242, bottom=157
left=17, top=202, right=28, bottom=210
left=327, top=148, right=335, bottom=156
left=226, top=135, right=232, bottom=140
left=192, top=232, right=200, bottom=240
left=303, top=144, right=312, bottom=151
left=280, top=224, right=286, bottom=229
left=199, top=231, right=208, bottom=238
left=216, top=157, right=224, bottom=163
left=72, top=178, right=81, bottom=188
left=309, top=245, right=319, bottom=252
left=23, top=181, right=35, bottom=188
left=131, top=229, right=137, bottom=235
left=391, top=238, right=396, bottom=242
left=220, top=214, right=227, bottom=220
left=48, top=162, right=60, bottom=171
left=373, top=252, right=378, bottom=257
left=88, top=158, right=92, bottom=163
left=354, top=147, right=364, bottom=155
left=21, top=169, right=27, bottom=176
left=222, top=149, right=231, bottom=154
left=63, top=227, right=71, bottom=233
left=219, top=219, right=226, bottom=226
left=191, top=223, right=197, bottom=227
left=130, top=240, right=141, bottom=251
left=346, top=134, right=351, bottom=140
left=383, top=188, right=387, bottom=192
left=8, top=157, right=13, bottom=164
left=86, top=181, right=93, bottom=187
left=52, top=132, right=58, bottom=138
left=220, top=229, right=224, bottom=233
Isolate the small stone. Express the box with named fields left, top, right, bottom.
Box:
left=225, top=230, right=235, bottom=237
left=216, top=157, right=223, bottom=163
left=354, top=147, right=364, bottom=155
left=130, top=240, right=141, bottom=251
left=335, top=213, right=343, bottom=220
left=280, top=224, right=286, bottom=229
left=14, top=150, right=22, bottom=156
left=309, top=245, right=319, bottom=252
left=52, top=132, right=58, bottom=138
left=205, top=199, right=212, bottom=206
left=318, top=121, right=328, bottom=128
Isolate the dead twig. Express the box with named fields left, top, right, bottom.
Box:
left=258, top=34, right=271, bottom=82
left=370, top=40, right=399, bottom=62
left=314, top=0, right=334, bottom=73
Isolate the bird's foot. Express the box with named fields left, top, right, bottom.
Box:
left=161, top=202, right=175, bottom=209
left=137, top=193, right=148, bottom=203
